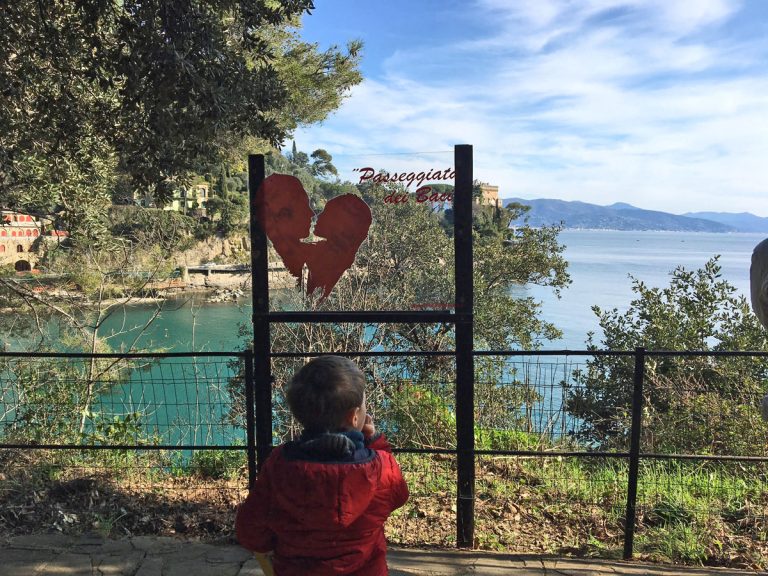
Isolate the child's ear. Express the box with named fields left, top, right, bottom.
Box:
left=347, top=406, right=361, bottom=428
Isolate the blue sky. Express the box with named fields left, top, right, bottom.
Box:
left=293, top=0, right=768, bottom=216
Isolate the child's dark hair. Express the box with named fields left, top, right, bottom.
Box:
left=286, top=355, right=365, bottom=431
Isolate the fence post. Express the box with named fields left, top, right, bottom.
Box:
left=454, top=144, right=475, bottom=548
left=248, top=154, right=272, bottom=469
left=623, top=346, right=646, bottom=560
left=244, top=349, right=257, bottom=487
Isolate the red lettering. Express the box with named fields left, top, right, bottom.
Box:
left=385, top=192, right=409, bottom=204
left=415, top=186, right=431, bottom=202
left=357, top=167, right=375, bottom=184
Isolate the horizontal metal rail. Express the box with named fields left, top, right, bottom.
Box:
left=261, top=311, right=459, bottom=323
left=0, top=443, right=246, bottom=450
left=0, top=351, right=246, bottom=359
left=270, top=350, right=456, bottom=358
left=3, top=444, right=765, bottom=464
left=4, top=349, right=766, bottom=359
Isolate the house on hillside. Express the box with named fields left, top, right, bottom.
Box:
left=163, top=184, right=209, bottom=216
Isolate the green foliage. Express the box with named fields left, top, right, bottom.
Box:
left=272, top=29, right=362, bottom=133
left=234, top=153, right=570, bottom=446
left=80, top=410, right=158, bottom=449
left=108, top=207, right=197, bottom=252
left=309, top=149, right=338, bottom=178
left=0, top=357, right=134, bottom=443
left=568, top=257, right=768, bottom=453
left=187, top=448, right=246, bottom=480
left=474, top=357, right=543, bottom=431
left=2, top=361, right=82, bottom=443
left=639, top=523, right=712, bottom=565
left=204, top=192, right=249, bottom=236
left=266, top=148, right=318, bottom=200
left=385, top=384, right=456, bottom=449
left=474, top=429, right=541, bottom=451
left=2, top=1, right=361, bottom=233
left=265, top=145, right=347, bottom=210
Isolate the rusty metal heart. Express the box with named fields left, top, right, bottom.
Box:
left=255, top=174, right=372, bottom=300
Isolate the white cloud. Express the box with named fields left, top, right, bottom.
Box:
left=648, top=0, right=739, bottom=34
left=296, top=0, right=768, bottom=216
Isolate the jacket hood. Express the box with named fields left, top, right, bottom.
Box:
left=271, top=431, right=380, bottom=530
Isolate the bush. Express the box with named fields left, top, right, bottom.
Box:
left=568, top=258, right=768, bottom=454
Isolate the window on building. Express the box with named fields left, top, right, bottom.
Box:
left=0, top=245, right=5, bottom=253
left=16, top=245, right=24, bottom=253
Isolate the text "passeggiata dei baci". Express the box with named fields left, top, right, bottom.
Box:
left=352, top=167, right=455, bottom=204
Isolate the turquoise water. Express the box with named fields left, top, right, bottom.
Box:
left=112, top=230, right=765, bottom=442
left=94, top=301, right=251, bottom=446
left=98, top=299, right=251, bottom=352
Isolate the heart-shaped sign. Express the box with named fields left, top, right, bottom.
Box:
left=255, top=174, right=372, bottom=300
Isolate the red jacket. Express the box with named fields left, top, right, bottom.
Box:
left=236, top=431, right=409, bottom=576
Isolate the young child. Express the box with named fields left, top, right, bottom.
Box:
left=236, top=355, right=409, bottom=575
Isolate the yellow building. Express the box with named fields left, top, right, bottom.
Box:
left=163, top=184, right=210, bottom=215
left=477, top=184, right=499, bottom=206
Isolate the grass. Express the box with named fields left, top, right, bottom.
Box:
left=387, top=453, right=768, bottom=570
left=0, top=445, right=766, bottom=569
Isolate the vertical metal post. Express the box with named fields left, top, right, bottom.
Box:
left=244, top=349, right=256, bottom=487
left=454, top=144, right=475, bottom=548
left=248, top=154, right=272, bottom=469
left=623, top=346, right=646, bottom=559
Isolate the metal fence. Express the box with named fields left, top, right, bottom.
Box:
left=1, top=348, right=767, bottom=565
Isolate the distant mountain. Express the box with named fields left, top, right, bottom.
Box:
left=683, top=211, right=768, bottom=233
left=502, top=198, right=736, bottom=232
left=605, top=202, right=641, bottom=211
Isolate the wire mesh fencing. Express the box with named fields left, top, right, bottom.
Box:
left=0, top=353, right=249, bottom=539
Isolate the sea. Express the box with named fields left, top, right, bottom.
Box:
left=527, top=229, right=763, bottom=349
left=93, top=229, right=766, bottom=352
